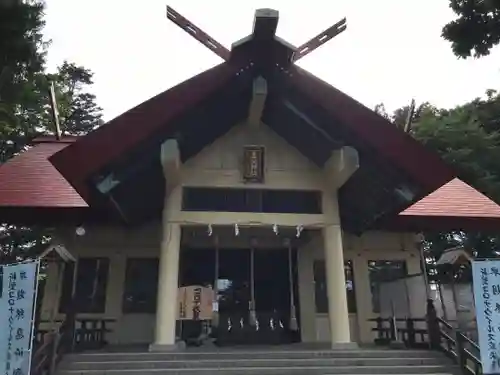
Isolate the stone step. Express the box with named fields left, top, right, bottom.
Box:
left=63, top=349, right=445, bottom=362
left=58, top=348, right=458, bottom=375
left=61, top=357, right=449, bottom=371
left=57, top=364, right=458, bottom=375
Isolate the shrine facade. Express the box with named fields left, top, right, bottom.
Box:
left=1, top=7, right=500, bottom=350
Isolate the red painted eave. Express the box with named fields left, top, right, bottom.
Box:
left=0, top=141, right=88, bottom=208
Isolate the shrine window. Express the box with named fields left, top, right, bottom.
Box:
left=59, top=258, right=110, bottom=314
left=182, top=187, right=322, bottom=214
left=122, top=258, right=159, bottom=314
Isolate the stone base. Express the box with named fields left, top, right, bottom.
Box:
left=149, top=340, right=186, bottom=352
left=329, top=342, right=359, bottom=350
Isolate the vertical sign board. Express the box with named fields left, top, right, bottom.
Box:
left=472, top=260, right=500, bottom=374
left=242, top=146, right=265, bottom=183
left=0, top=261, right=39, bottom=375
left=177, top=286, right=213, bottom=321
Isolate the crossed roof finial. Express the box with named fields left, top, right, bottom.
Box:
left=166, top=5, right=347, bottom=63
left=166, top=6, right=230, bottom=61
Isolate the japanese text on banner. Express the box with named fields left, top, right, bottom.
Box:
left=472, top=260, right=500, bottom=374
left=0, top=261, right=38, bottom=375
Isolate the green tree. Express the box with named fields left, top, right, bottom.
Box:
left=413, top=99, right=500, bottom=200
left=0, top=0, right=46, bottom=102
left=442, top=0, right=500, bottom=58
left=47, top=61, right=103, bottom=135
left=0, top=0, right=46, bottom=162
left=1, top=62, right=103, bottom=162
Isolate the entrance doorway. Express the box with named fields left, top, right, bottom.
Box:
left=179, top=247, right=300, bottom=345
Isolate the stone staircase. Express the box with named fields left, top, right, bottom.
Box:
left=57, top=347, right=459, bottom=375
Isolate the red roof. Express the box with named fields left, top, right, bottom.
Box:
left=401, top=178, right=500, bottom=218
left=0, top=140, right=87, bottom=208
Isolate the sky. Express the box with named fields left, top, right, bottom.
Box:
left=43, top=0, right=500, bottom=121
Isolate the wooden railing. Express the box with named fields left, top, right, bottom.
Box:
left=34, top=329, right=50, bottom=349
left=31, top=317, right=114, bottom=375
left=436, top=317, right=481, bottom=375
left=31, top=314, right=76, bottom=375
left=370, top=299, right=482, bottom=375
left=73, top=318, right=114, bottom=351
left=369, top=317, right=429, bottom=348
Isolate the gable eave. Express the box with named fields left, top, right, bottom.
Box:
left=48, top=62, right=245, bottom=202
left=286, top=65, right=456, bottom=191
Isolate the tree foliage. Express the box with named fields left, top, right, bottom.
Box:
left=442, top=0, right=500, bottom=58
left=1, top=62, right=103, bottom=163
left=0, top=0, right=46, bottom=100
left=48, top=61, right=103, bottom=136
left=414, top=94, right=499, bottom=190
left=0, top=0, right=46, bottom=161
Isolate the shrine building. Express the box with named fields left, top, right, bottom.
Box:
left=1, top=8, right=500, bottom=350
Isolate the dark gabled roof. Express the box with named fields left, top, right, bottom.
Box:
left=45, top=67, right=457, bottom=231
left=50, top=62, right=453, bottom=202
left=286, top=66, right=449, bottom=188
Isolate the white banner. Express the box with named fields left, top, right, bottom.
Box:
left=0, top=261, right=39, bottom=375
left=472, top=260, right=500, bottom=374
